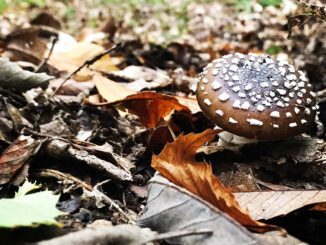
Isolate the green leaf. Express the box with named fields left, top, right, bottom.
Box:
left=15, top=179, right=42, bottom=197
left=16, top=0, right=45, bottom=7
left=266, top=45, right=283, bottom=55
left=259, top=0, right=282, bottom=7
left=0, top=180, right=64, bottom=228
left=0, top=0, right=8, bottom=14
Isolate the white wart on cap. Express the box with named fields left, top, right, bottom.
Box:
left=196, top=53, right=317, bottom=140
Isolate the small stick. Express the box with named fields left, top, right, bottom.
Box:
left=51, top=43, right=121, bottom=96
left=92, top=180, right=136, bottom=224
left=35, top=35, right=58, bottom=73
left=34, top=168, right=93, bottom=191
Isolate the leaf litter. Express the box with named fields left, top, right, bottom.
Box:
left=0, top=0, right=325, bottom=244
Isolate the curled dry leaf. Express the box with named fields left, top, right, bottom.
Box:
left=91, top=91, right=191, bottom=128
left=91, top=73, right=196, bottom=128
left=139, top=174, right=301, bottom=245
left=0, top=135, right=43, bottom=185
left=139, top=174, right=261, bottom=245
left=151, top=129, right=278, bottom=233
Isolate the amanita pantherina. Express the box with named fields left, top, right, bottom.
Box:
left=196, top=53, right=318, bottom=144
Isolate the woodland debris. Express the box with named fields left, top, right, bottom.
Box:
left=139, top=174, right=303, bottom=245
left=151, top=129, right=277, bottom=233
left=44, top=139, right=133, bottom=182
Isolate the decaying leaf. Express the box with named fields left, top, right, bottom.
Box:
left=108, top=91, right=191, bottom=128
left=0, top=58, right=53, bottom=90
left=235, top=190, right=326, bottom=220
left=4, top=27, right=48, bottom=62
left=139, top=174, right=302, bottom=245
left=139, top=174, right=261, bottom=244
left=0, top=135, right=43, bottom=185
left=151, top=129, right=277, bottom=232
left=0, top=180, right=64, bottom=228
left=48, top=41, right=118, bottom=81
left=44, top=139, right=133, bottom=181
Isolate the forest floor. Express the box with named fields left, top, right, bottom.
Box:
left=0, top=0, right=326, bottom=244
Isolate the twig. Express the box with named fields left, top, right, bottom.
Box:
left=35, top=168, right=135, bottom=223
left=51, top=43, right=121, bottom=96
left=35, top=35, right=58, bottom=73
left=34, top=168, right=93, bottom=191
left=92, top=180, right=136, bottom=224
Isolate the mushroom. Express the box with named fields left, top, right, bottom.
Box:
left=196, top=53, right=318, bottom=144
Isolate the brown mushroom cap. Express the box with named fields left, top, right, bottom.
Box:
left=196, top=53, right=317, bottom=140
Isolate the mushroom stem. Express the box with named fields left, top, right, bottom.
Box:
left=218, top=131, right=259, bottom=146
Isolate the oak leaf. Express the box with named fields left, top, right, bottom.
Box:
left=151, top=129, right=278, bottom=233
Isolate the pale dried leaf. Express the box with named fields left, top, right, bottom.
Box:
left=93, top=73, right=135, bottom=102
left=111, top=65, right=172, bottom=91
left=235, top=190, right=326, bottom=220
left=48, top=42, right=118, bottom=81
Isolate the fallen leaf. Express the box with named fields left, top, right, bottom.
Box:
left=139, top=174, right=262, bottom=244
left=110, top=65, right=172, bottom=91
left=151, top=129, right=278, bottom=232
left=4, top=27, right=47, bottom=63
left=44, top=139, right=132, bottom=181
left=109, top=91, right=191, bottom=128
left=91, top=74, right=196, bottom=127
left=311, top=202, right=326, bottom=211
left=0, top=135, right=43, bottom=185
left=0, top=180, right=64, bottom=228
left=174, top=95, right=201, bottom=114
left=48, top=42, right=118, bottom=81
left=234, top=190, right=326, bottom=220
left=93, top=73, right=135, bottom=102
left=139, top=174, right=302, bottom=244
left=0, top=58, right=53, bottom=90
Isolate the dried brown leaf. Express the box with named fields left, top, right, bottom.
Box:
left=151, top=129, right=278, bottom=233
left=109, top=91, right=191, bottom=128
left=0, top=135, right=42, bottom=185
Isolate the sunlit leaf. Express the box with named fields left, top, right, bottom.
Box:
left=152, top=129, right=279, bottom=233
